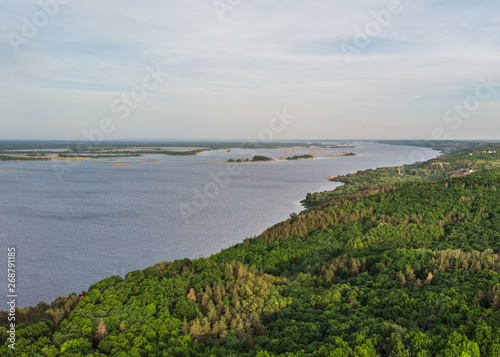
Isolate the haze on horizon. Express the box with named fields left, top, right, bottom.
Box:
left=1, top=1, right=499, bottom=141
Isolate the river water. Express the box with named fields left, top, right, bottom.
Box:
left=0, top=142, right=439, bottom=306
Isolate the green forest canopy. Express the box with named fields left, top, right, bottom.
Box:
left=3, top=141, right=500, bottom=356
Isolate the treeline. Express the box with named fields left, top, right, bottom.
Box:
left=0, top=155, right=49, bottom=161
left=285, top=155, right=314, bottom=160
left=374, top=140, right=483, bottom=154
left=0, top=293, right=81, bottom=346
left=302, top=147, right=500, bottom=209
left=228, top=156, right=274, bottom=163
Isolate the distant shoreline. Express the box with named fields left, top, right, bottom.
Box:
left=0, top=143, right=357, bottom=161
left=199, top=152, right=357, bottom=164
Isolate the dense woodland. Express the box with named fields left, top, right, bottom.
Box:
left=302, top=145, right=500, bottom=209
left=3, top=142, right=500, bottom=356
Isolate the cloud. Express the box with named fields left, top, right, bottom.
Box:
left=1, top=0, right=500, bottom=140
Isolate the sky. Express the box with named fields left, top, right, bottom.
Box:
left=1, top=0, right=500, bottom=141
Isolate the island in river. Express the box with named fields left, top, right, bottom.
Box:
left=201, top=152, right=356, bottom=164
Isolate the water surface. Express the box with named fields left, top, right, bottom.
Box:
left=0, top=142, right=438, bottom=306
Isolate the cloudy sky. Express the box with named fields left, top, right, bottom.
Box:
left=1, top=0, right=499, bottom=140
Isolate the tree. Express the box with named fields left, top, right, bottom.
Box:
left=424, top=272, right=433, bottom=284
left=0, top=326, right=6, bottom=344
left=189, top=319, right=202, bottom=341
left=405, top=266, right=416, bottom=282
left=182, top=318, right=189, bottom=335
left=60, top=338, right=92, bottom=354
left=396, top=271, right=407, bottom=287
left=415, top=279, right=423, bottom=289
left=438, top=332, right=480, bottom=357
left=187, top=288, right=197, bottom=302
left=95, top=319, right=108, bottom=343
left=490, top=287, right=500, bottom=311
left=208, top=302, right=218, bottom=323
left=201, top=318, right=211, bottom=340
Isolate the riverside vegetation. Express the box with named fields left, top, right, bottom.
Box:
left=0, top=140, right=334, bottom=161
left=3, top=141, right=500, bottom=356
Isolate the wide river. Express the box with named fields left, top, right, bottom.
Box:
left=0, top=142, right=439, bottom=307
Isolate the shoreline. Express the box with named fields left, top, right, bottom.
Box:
left=2, top=142, right=440, bottom=308
left=199, top=152, right=357, bottom=164
left=0, top=145, right=357, bottom=161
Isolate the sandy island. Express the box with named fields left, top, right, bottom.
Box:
left=199, top=159, right=277, bottom=164
left=138, top=159, right=162, bottom=163
left=110, top=147, right=208, bottom=151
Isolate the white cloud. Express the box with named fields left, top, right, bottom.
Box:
left=1, top=0, right=500, bottom=140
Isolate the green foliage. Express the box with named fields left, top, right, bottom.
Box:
left=285, top=155, right=314, bottom=160
left=228, top=156, right=274, bottom=163
left=252, top=156, right=273, bottom=161
left=0, top=293, right=81, bottom=328
left=0, top=155, right=49, bottom=161
left=4, top=142, right=500, bottom=355
left=302, top=143, right=500, bottom=210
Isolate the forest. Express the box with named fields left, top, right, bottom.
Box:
left=285, top=155, right=314, bottom=160
left=227, top=156, right=274, bottom=163
left=3, top=142, right=500, bottom=356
